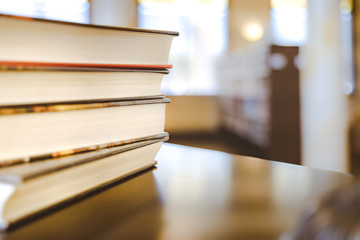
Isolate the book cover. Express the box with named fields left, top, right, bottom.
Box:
left=0, top=61, right=173, bottom=71
left=0, top=97, right=171, bottom=115
left=0, top=14, right=179, bottom=36
left=0, top=135, right=168, bottom=181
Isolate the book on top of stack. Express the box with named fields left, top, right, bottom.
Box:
left=0, top=14, right=178, bottom=231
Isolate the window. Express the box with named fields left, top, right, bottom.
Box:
left=0, top=0, right=89, bottom=23
left=270, top=0, right=307, bottom=46
left=138, top=0, right=228, bottom=95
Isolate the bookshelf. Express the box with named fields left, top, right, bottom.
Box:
left=217, top=42, right=301, bottom=164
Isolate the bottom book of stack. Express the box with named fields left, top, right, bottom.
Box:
left=0, top=134, right=168, bottom=231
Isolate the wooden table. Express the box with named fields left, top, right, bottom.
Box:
left=1, top=143, right=353, bottom=240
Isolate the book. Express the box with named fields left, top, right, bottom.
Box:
left=0, top=14, right=179, bottom=65
left=0, top=13, right=176, bottom=232
left=0, top=139, right=165, bottom=231
left=0, top=67, right=168, bottom=105
left=0, top=161, right=162, bottom=238
left=0, top=61, right=172, bottom=71
left=0, top=98, right=170, bottom=165
left=0, top=132, right=169, bottom=167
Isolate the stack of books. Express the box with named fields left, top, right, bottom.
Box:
left=0, top=14, right=178, bottom=230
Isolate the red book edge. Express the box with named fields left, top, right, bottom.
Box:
left=0, top=61, right=173, bottom=70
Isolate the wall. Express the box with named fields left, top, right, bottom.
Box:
left=165, top=96, right=220, bottom=133
left=90, top=0, right=138, bottom=27
left=228, top=0, right=270, bottom=50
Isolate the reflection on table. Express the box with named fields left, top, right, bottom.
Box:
left=1, top=143, right=353, bottom=240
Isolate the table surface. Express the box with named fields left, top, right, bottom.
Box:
left=1, top=143, right=354, bottom=240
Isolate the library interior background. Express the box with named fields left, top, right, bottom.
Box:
left=2, top=0, right=360, bottom=174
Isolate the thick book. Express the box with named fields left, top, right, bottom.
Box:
left=0, top=161, right=162, bottom=239
left=0, top=139, right=165, bottom=231
left=0, top=68, right=169, bottom=105
left=0, top=14, right=178, bottom=65
left=0, top=98, right=170, bottom=165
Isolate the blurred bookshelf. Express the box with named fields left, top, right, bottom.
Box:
left=217, top=42, right=301, bottom=164
left=218, top=41, right=270, bottom=148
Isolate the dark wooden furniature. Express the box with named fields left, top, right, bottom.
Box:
left=1, top=143, right=353, bottom=240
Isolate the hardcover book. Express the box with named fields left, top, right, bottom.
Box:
left=0, top=67, right=169, bottom=105
left=0, top=14, right=177, bottom=232
left=0, top=14, right=179, bottom=65
left=0, top=139, right=165, bottom=231
left=0, top=98, right=170, bottom=165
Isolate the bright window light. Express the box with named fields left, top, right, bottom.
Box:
left=270, top=0, right=307, bottom=46
left=138, top=1, right=228, bottom=95
left=0, top=0, right=89, bottom=23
